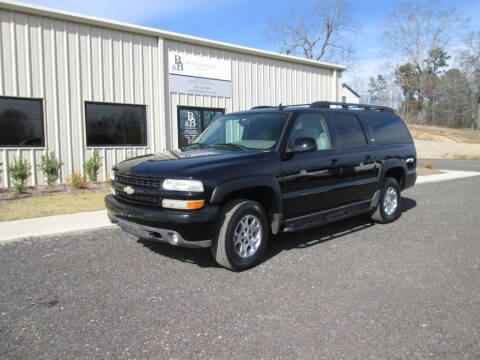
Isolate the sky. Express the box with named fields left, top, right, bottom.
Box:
left=22, top=0, right=480, bottom=92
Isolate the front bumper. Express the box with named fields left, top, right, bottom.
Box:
left=109, top=215, right=211, bottom=248
left=105, top=194, right=219, bottom=243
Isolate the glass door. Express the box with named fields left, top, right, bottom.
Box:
left=177, top=106, right=224, bottom=148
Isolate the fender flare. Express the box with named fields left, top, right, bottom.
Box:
left=379, top=159, right=408, bottom=187
left=210, top=176, right=283, bottom=215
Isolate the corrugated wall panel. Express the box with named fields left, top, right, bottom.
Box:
left=0, top=9, right=160, bottom=187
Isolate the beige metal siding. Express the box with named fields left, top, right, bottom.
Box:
left=0, top=9, right=162, bottom=187
left=166, top=40, right=341, bottom=148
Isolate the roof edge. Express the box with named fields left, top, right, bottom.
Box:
left=342, top=83, right=360, bottom=98
left=0, top=0, right=347, bottom=71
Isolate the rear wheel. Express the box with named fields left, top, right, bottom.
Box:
left=371, top=177, right=402, bottom=224
left=211, top=200, right=269, bottom=271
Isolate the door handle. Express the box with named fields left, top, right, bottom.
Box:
left=365, top=155, right=374, bottom=164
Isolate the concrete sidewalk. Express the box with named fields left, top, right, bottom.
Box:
left=1, top=170, right=479, bottom=244
left=0, top=210, right=114, bottom=244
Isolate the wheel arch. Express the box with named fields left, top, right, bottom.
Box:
left=210, top=176, right=283, bottom=216
left=380, top=160, right=408, bottom=189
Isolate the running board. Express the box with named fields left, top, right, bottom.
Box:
left=282, top=200, right=372, bottom=232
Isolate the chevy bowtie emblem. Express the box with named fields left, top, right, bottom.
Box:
left=124, top=186, right=135, bottom=195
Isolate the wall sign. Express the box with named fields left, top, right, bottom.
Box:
left=169, top=52, right=231, bottom=81
left=168, top=52, right=232, bottom=97
left=169, top=74, right=232, bottom=98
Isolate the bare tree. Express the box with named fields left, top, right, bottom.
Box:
left=367, top=75, right=390, bottom=105
left=381, top=1, right=467, bottom=123
left=267, top=0, right=355, bottom=64
left=460, top=31, right=480, bottom=129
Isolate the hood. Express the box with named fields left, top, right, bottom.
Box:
left=114, top=148, right=268, bottom=178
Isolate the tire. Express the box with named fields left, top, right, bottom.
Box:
left=211, top=199, right=269, bottom=271
left=370, top=177, right=402, bottom=224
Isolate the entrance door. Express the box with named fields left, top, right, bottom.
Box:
left=177, top=106, right=224, bottom=148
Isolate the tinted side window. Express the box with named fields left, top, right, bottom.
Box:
left=0, top=97, right=44, bottom=146
left=332, top=113, right=367, bottom=148
left=289, top=113, right=332, bottom=151
left=85, top=102, right=147, bottom=146
left=365, top=113, right=412, bottom=145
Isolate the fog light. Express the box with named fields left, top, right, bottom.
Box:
left=111, top=188, right=116, bottom=195
left=169, top=233, right=179, bottom=245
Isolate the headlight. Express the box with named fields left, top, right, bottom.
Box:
left=110, top=170, right=116, bottom=181
left=162, top=179, right=204, bottom=192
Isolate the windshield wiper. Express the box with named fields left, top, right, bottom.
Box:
left=184, top=142, right=210, bottom=149
left=212, top=143, right=247, bottom=150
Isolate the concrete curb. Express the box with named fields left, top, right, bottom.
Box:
left=0, top=210, right=114, bottom=244
left=416, top=170, right=480, bottom=184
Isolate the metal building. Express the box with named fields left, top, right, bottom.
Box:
left=0, top=0, right=346, bottom=187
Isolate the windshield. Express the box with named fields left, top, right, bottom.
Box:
left=193, top=112, right=290, bottom=150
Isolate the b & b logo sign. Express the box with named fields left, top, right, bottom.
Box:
left=185, top=112, right=196, bottom=128
left=172, top=55, right=183, bottom=71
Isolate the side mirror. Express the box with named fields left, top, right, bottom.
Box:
left=287, top=137, right=317, bottom=154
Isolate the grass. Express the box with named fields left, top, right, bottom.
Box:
left=407, top=124, right=480, bottom=143
left=0, top=191, right=109, bottom=221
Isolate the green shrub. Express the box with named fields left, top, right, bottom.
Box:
left=84, top=150, right=102, bottom=182
left=424, top=161, right=434, bottom=169
left=68, top=172, right=87, bottom=190
left=38, top=151, right=64, bottom=186
left=8, top=157, right=31, bottom=193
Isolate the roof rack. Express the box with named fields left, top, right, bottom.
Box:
left=251, top=105, right=275, bottom=110
left=251, top=102, right=394, bottom=112
left=310, top=101, right=394, bottom=112
left=251, top=101, right=394, bottom=113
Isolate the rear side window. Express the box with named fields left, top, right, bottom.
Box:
left=364, top=113, right=412, bottom=145
left=332, top=113, right=367, bottom=148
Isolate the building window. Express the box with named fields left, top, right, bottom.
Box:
left=85, top=102, right=147, bottom=146
left=177, top=106, right=225, bottom=148
left=0, top=97, right=44, bottom=147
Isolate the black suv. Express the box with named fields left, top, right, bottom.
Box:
left=105, top=102, right=416, bottom=270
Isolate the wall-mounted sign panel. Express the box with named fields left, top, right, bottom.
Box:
left=169, top=74, right=232, bottom=98
left=169, top=52, right=231, bottom=81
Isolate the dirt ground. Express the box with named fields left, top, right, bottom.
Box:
left=416, top=167, right=444, bottom=176
left=407, top=124, right=480, bottom=144
left=0, top=182, right=110, bottom=202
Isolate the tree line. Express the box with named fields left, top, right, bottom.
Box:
left=267, top=0, right=479, bottom=129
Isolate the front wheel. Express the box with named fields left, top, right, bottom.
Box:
left=371, top=177, right=402, bottom=224
left=211, top=200, right=269, bottom=271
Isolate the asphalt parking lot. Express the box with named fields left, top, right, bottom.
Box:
left=1, top=161, right=479, bottom=359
